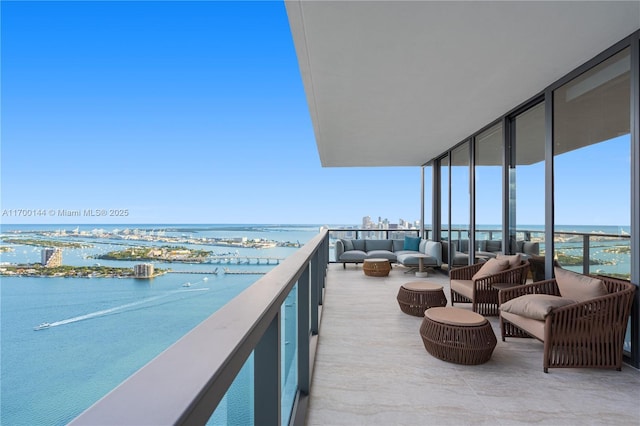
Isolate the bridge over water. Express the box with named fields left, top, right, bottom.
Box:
left=204, top=255, right=283, bottom=265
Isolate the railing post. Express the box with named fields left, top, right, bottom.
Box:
left=297, top=264, right=310, bottom=395
left=314, top=250, right=323, bottom=306
left=583, top=234, right=590, bottom=275
left=310, top=252, right=319, bottom=335
left=254, top=313, right=281, bottom=426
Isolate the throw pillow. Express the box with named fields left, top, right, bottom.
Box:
left=471, top=258, right=509, bottom=281
left=497, top=253, right=522, bottom=269
left=403, top=235, right=420, bottom=251
left=500, top=294, right=575, bottom=320
left=554, top=267, right=607, bottom=302
left=341, top=239, right=354, bottom=251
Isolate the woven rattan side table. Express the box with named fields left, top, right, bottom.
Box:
left=397, top=281, right=447, bottom=316
left=419, top=307, right=497, bottom=365
left=363, top=258, right=391, bottom=277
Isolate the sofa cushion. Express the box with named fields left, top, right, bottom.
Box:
left=366, top=250, right=397, bottom=261
left=522, top=242, right=540, bottom=256
left=352, top=239, right=366, bottom=251
left=396, top=253, right=436, bottom=267
left=485, top=240, right=502, bottom=253
left=392, top=239, right=405, bottom=252
left=339, top=250, right=367, bottom=262
left=419, top=239, right=428, bottom=253
left=341, top=239, right=354, bottom=251
left=515, top=240, right=525, bottom=253
left=404, top=235, right=420, bottom=251
left=497, top=253, right=521, bottom=269
left=476, top=240, right=487, bottom=251
left=423, top=241, right=442, bottom=266
left=471, top=258, right=509, bottom=281
left=365, top=239, right=392, bottom=252
left=554, top=267, right=607, bottom=302
left=500, top=294, right=576, bottom=320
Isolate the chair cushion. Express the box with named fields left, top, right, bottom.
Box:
left=500, top=294, right=575, bottom=320
left=497, top=253, right=521, bottom=269
left=471, top=258, right=509, bottom=281
left=485, top=240, right=502, bottom=252
left=403, top=235, right=420, bottom=251
left=341, top=239, right=354, bottom=251
left=450, top=279, right=474, bottom=300
left=554, top=267, right=608, bottom=302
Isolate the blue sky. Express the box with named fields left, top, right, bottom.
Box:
left=1, top=1, right=420, bottom=225
left=1, top=1, right=631, bottom=227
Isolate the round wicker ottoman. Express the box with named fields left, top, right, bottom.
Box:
left=397, top=281, right=447, bottom=316
left=363, top=258, right=391, bottom=277
left=419, top=307, right=497, bottom=365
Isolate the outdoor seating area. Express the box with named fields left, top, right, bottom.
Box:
left=306, top=263, right=640, bottom=424
left=499, top=269, right=636, bottom=372
left=449, top=255, right=530, bottom=315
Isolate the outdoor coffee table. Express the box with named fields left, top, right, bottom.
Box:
left=362, top=258, right=391, bottom=277
left=419, top=306, right=497, bottom=365
left=397, top=281, right=447, bottom=316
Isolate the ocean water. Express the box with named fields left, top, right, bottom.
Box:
left=0, top=224, right=319, bottom=425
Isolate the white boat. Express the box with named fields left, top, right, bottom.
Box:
left=34, top=323, right=50, bottom=331
left=182, top=282, right=191, bottom=287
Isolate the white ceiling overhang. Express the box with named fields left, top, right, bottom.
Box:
left=285, top=1, right=640, bottom=167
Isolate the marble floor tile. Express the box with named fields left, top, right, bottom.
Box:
left=305, top=263, right=640, bottom=425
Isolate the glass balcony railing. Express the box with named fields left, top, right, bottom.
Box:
left=328, top=227, right=631, bottom=281
left=70, top=230, right=330, bottom=426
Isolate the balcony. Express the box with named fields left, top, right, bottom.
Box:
left=308, top=263, right=639, bottom=424
left=70, top=229, right=638, bottom=425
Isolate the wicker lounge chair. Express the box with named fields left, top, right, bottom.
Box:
left=450, top=257, right=530, bottom=316
left=499, top=275, right=636, bottom=372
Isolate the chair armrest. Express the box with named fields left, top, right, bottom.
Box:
left=449, top=262, right=484, bottom=280
left=499, top=279, right=560, bottom=304
left=547, top=286, right=635, bottom=335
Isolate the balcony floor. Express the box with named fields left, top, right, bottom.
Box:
left=306, top=263, right=640, bottom=425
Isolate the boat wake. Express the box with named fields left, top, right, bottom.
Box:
left=34, top=288, right=209, bottom=331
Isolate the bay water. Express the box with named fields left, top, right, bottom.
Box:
left=1, top=224, right=318, bottom=425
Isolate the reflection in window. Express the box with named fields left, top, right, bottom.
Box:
left=553, top=48, right=631, bottom=354
left=423, top=164, right=433, bottom=239
left=475, top=124, right=503, bottom=247
left=451, top=142, right=470, bottom=260
left=512, top=103, right=546, bottom=258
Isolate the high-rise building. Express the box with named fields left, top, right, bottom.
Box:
left=134, top=263, right=154, bottom=278
left=41, top=248, right=62, bottom=267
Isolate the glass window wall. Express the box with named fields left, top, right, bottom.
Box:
left=451, top=142, right=470, bottom=264
left=422, top=164, right=433, bottom=239
left=553, top=48, right=631, bottom=283
left=511, top=103, right=546, bottom=272
left=475, top=124, right=503, bottom=257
